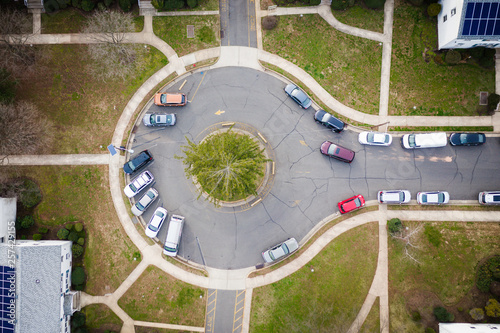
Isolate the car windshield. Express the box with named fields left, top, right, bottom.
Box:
left=327, top=144, right=338, bottom=155
left=136, top=202, right=145, bottom=210
left=399, top=192, right=404, bottom=201
left=129, top=183, right=137, bottom=192
left=146, top=191, right=155, bottom=199
left=438, top=193, right=444, bottom=202
left=150, top=115, right=156, bottom=124
left=148, top=223, right=158, bottom=232
left=408, top=135, right=416, bottom=147
left=421, top=194, right=428, bottom=203
left=354, top=198, right=361, bottom=207
left=160, top=94, right=167, bottom=104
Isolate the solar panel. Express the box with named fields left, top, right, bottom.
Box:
left=461, top=2, right=500, bottom=36
left=0, top=266, right=15, bottom=333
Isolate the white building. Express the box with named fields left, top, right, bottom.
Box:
left=440, top=323, right=500, bottom=332
left=438, top=0, right=500, bottom=49
left=0, top=198, right=16, bottom=244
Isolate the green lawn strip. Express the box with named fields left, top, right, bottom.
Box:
left=135, top=327, right=176, bottom=333
left=41, top=7, right=88, bottom=33
left=262, top=14, right=382, bottom=115
left=153, top=16, right=220, bottom=57
left=388, top=205, right=500, bottom=211
left=16, top=44, right=167, bottom=154
left=118, top=266, right=206, bottom=326
left=360, top=299, right=380, bottom=333
left=389, top=126, right=494, bottom=132
left=388, top=221, right=500, bottom=331
left=1, top=165, right=140, bottom=295
left=84, top=304, right=123, bottom=332
left=333, top=3, right=384, bottom=33
left=390, top=2, right=495, bottom=116
left=250, top=222, right=379, bottom=332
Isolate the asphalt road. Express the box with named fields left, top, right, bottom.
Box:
left=131, top=67, right=500, bottom=270
left=219, top=0, right=257, bottom=47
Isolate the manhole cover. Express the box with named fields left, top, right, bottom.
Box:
left=187, top=25, right=194, bottom=38
left=480, top=91, right=488, bottom=105
left=220, top=30, right=225, bottom=38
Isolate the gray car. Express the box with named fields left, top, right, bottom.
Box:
left=284, top=84, right=312, bottom=109
left=131, top=188, right=159, bottom=216
left=143, top=113, right=176, bottom=127
left=262, top=238, right=299, bottom=263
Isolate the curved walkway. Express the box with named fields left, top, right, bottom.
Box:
left=6, top=4, right=500, bottom=333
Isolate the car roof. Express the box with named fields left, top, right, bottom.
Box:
left=342, top=197, right=361, bottom=211
left=329, top=144, right=354, bottom=160
left=163, top=93, right=184, bottom=103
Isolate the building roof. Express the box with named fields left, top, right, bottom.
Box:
left=459, top=0, right=500, bottom=39
left=440, top=323, right=500, bottom=332
left=0, top=198, right=16, bottom=242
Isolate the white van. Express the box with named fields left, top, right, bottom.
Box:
left=401, top=132, right=447, bottom=149
left=163, top=215, right=185, bottom=257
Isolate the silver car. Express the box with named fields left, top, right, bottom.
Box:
left=358, top=132, right=393, bottom=146
left=478, top=191, right=500, bottom=205
left=131, top=188, right=159, bottom=216
left=377, top=190, right=411, bottom=204
left=262, top=238, right=299, bottom=263
left=123, top=170, right=154, bottom=198
left=143, top=113, right=176, bottom=127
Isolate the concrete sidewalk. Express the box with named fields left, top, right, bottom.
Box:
left=0, top=154, right=112, bottom=165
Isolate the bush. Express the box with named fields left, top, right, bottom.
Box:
left=74, top=223, right=83, bottom=232
left=486, top=298, right=500, bottom=317
left=32, top=234, right=42, bottom=241
left=262, top=16, right=279, bottom=30
left=445, top=50, right=461, bottom=64
left=388, top=218, right=402, bottom=234
left=43, top=0, right=60, bottom=13
left=479, top=48, right=495, bottom=68
left=364, top=0, right=385, bottom=9
left=427, top=3, right=441, bottom=16
left=411, top=310, right=421, bottom=321
left=425, top=328, right=436, bottom=333
left=424, top=225, right=442, bottom=247
left=119, top=0, right=132, bottom=11
left=38, top=227, right=49, bottom=234
left=104, top=0, right=114, bottom=6
left=151, top=0, right=164, bottom=9
left=487, top=93, right=500, bottom=114
left=68, top=231, right=79, bottom=243
left=187, top=0, right=197, bottom=8
left=73, top=327, right=89, bottom=333
left=57, top=228, right=70, bottom=240
left=433, top=306, right=454, bottom=322
left=0, top=68, right=17, bottom=104
left=331, top=0, right=355, bottom=10
left=133, top=251, right=141, bottom=261
left=19, top=179, right=42, bottom=209
left=65, top=224, right=73, bottom=231
left=56, top=0, right=70, bottom=8
left=71, top=311, right=86, bottom=329
left=71, top=267, right=86, bottom=286
left=77, top=238, right=85, bottom=246
left=72, top=244, right=84, bottom=258
left=80, top=0, right=95, bottom=11
left=406, top=0, right=424, bottom=6
left=469, top=307, right=485, bottom=320
left=20, top=216, right=35, bottom=229
left=72, top=0, right=81, bottom=8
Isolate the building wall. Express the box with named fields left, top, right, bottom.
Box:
left=438, top=0, right=466, bottom=48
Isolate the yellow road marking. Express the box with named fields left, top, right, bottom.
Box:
left=188, top=71, right=207, bottom=103
left=215, top=110, right=225, bottom=115
left=299, top=140, right=308, bottom=146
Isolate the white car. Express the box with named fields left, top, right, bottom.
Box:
left=358, top=132, right=392, bottom=146
left=123, top=170, right=154, bottom=198
left=416, top=191, right=449, bottom=205
left=262, top=238, right=299, bottom=263
left=145, top=207, right=168, bottom=238
left=478, top=191, right=500, bottom=205
left=131, top=188, right=159, bottom=216
left=377, top=190, right=411, bottom=204
left=143, top=113, right=176, bottom=127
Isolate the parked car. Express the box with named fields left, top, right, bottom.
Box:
left=123, top=170, right=154, bottom=198
left=262, top=238, right=299, bottom=263
left=320, top=141, right=355, bottom=163
left=143, top=113, right=176, bottom=127
left=377, top=190, right=411, bottom=204
left=131, top=188, right=159, bottom=216
left=163, top=215, right=185, bottom=257
left=123, top=150, right=153, bottom=174
left=314, top=110, right=345, bottom=132
left=284, top=84, right=312, bottom=109
left=401, top=133, right=447, bottom=149
left=145, top=207, right=168, bottom=238
left=358, top=132, right=392, bottom=146
left=154, top=92, right=187, bottom=106
left=416, top=191, right=449, bottom=205
left=449, top=133, right=486, bottom=146
left=478, top=191, right=500, bottom=205
left=338, top=195, right=365, bottom=214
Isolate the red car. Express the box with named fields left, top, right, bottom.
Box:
left=338, top=195, right=365, bottom=214
left=320, top=141, right=355, bottom=163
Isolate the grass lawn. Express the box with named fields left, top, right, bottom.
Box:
left=1, top=166, right=140, bottom=295
left=389, top=221, right=500, bottom=332
left=333, top=3, right=385, bottom=33
left=263, top=15, right=382, bottom=114
left=118, top=266, right=206, bottom=326
left=153, top=16, right=220, bottom=57
left=15, top=44, right=167, bottom=154
left=360, top=299, right=380, bottom=332
left=84, top=304, right=123, bottom=332
left=390, top=0, right=495, bottom=116
left=250, top=222, right=379, bottom=332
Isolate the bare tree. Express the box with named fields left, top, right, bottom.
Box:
left=0, top=8, right=39, bottom=71
left=390, top=222, right=424, bottom=264
left=0, top=102, right=54, bottom=155
left=83, top=10, right=143, bottom=81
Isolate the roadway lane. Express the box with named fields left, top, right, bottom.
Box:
left=220, top=0, right=257, bottom=46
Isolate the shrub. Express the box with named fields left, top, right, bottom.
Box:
left=187, top=0, right=197, bottom=8
left=72, top=244, right=84, bottom=258
left=20, top=216, right=35, bottom=229
left=445, top=50, right=461, bottom=64
left=406, top=0, right=424, bottom=6
left=486, top=299, right=500, bottom=317
left=479, top=48, right=495, bottom=68
left=68, top=231, right=79, bottom=243
left=77, top=238, right=85, bottom=246
left=19, top=179, right=42, bottom=208
left=364, top=0, right=385, bottom=9
left=20, top=235, right=27, bottom=240
left=133, top=251, right=141, bottom=261
left=487, top=93, right=500, bottom=114
left=80, top=0, right=95, bottom=11
left=44, top=0, right=60, bottom=13
left=72, top=0, right=81, bottom=8
left=388, top=218, right=402, bottom=234
left=71, top=311, right=86, bottom=329
left=331, top=0, right=355, bottom=10
left=163, top=0, right=185, bottom=10
left=411, top=310, right=421, bottom=321
left=65, top=224, right=73, bottom=231
left=71, top=267, right=86, bottom=286
left=151, top=0, right=164, bottom=9
left=262, top=16, right=279, bottom=30
left=38, top=227, right=49, bottom=234
left=119, top=0, right=132, bottom=11
left=104, top=0, right=114, bottom=6
left=433, top=306, right=454, bottom=322
left=489, top=256, right=500, bottom=280
left=425, top=328, right=436, bottom=333
left=424, top=225, right=442, bottom=247
left=56, top=0, right=70, bottom=8
left=469, top=307, right=485, bottom=320
left=310, top=0, right=321, bottom=4
left=427, top=3, right=441, bottom=16
left=74, top=223, right=83, bottom=233
left=0, top=68, right=17, bottom=105
left=32, top=234, right=42, bottom=241
left=57, top=228, right=70, bottom=240
left=97, top=2, right=106, bottom=10
left=73, top=327, right=89, bottom=333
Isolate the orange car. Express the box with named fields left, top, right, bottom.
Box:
left=154, top=93, right=187, bottom=106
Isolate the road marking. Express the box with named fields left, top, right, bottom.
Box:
left=179, top=79, right=187, bottom=90
left=215, top=110, right=226, bottom=115
left=299, top=140, right=308, bottom=146
left=188, top=71, right=207, bottom=103
left=232, top=290, right=246, bottom=332
left=257, top=132, right=267, bottom=143
left=205, top=289, right=218, bottom=333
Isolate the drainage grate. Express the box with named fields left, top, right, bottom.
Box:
left=479, top=91, right=488, bottom=105
left=187, top=25, right=194, bottom=38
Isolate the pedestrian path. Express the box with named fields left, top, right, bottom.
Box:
left=0, top=154, right=111, bottom=165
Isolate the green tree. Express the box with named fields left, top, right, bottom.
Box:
left=178, top=129, right=270, bottom=205
left=486, top=299, right=500, bottom=317
left=20, top=216, right=34, bottom=229
left=71, top=267, right=86, bottom=286
left=72, top=244, right=84, bottom=257
left=387, top=218, right=402, bottom=234
left=57, top=228, right=70, bottom=240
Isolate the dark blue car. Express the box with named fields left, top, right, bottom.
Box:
left=123, top=150, right=154, bottom=174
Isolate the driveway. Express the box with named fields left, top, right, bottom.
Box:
left=131, top=67, right=500, bottom=270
